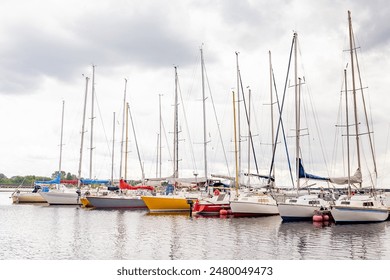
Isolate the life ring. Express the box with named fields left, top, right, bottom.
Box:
left=214, top=189, right=220, bottom=196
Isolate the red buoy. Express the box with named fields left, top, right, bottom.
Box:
left=323, top=215, right=330, bottom=221
left=312, top=214, right=323, bottom=222
left=220, top=209, right=228, bottom=216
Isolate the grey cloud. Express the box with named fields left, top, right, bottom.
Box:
left=0, top=8, right=196, bottom=95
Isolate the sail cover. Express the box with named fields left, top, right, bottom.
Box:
left=34, top=173, right=61, bottom=185
left=329, top=168, right=362, bottom=185
left=80, top=179, right=110, bottom=185
left=298, top=159, right=329, bottom=181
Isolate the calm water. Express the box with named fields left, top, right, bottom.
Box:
left=1, top=191, right=390, bottom=260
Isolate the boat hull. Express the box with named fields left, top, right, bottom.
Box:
left=277, top=203, right=321, bottom=221
left=86, top=195, right=147, bottom=209
left=12, top=193, right=46, bottom=203
left=40, top=191, right=82, bottom=205
left=141, top=195, right=196, bottom=212
left=230, top=201, right=279, bottom=217
left=193, top=201, right=230, bottom=216
left=330, top=206, right=389, bottom=223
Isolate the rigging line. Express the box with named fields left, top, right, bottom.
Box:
left=161, top=118, right=172, bottom=164
left=94, top=89, right=113, bottom=167
left=127, top=104, right=145, bottom=183
left=272, top=68, right=294, bottom=187
left=238, top=69, right=259, bottom=174
left=177, top=78, right=198, bottom=174
left=203, top=62, right=231, bottom=176
left=267, top=35, right=295, bottom=187
left=352, top=33, right=377, bottom=178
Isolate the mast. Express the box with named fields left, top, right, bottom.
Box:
left=344, top=69, right=352, bottom=196
left=89, top=64, right=96, bottom=179
left=247, top=88, right=251, bottom=185
left=111, top=112, right=116, bottom=184
left=119, top=78, right=127, bottom=179
left=58, top=100, right=65, bottom=176
left=159, top=94, right=163, bottom=178
left=125, top=101, right=129, bottom=180
left=77, top=76, right=89, bottom=189
left=200, top=47, right=208, bottom=186
left=232, top=91, right=239, bottom=196
left=235, top=52, right=241, bottom=184
left=348, top=10, right=362, bottom=188
left=128, top=103, right=145, bottom=184
left=269, top=51, right=276, bottom=181
left=173, top=66, right=179, bottom=179
left=293, top=32, right=300, bottom=191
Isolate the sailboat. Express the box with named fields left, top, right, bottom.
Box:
left=141, top=66, right=201, bottom=213
left=86, top=94, right=154, bottom=209
left=276, top=33, right=331, bottom=221
left=230, top=51, right=279, bottom=217
left=40, top=75, right=92, bottom=205
left=329, top=11, right=388, bottom=223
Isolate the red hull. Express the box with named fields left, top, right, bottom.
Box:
left=193, top=201, right=230, bottom=216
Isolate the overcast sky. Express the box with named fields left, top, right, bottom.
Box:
left=1, top=0, right=390, bottom=187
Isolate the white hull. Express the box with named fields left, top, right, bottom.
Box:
left=40, top=191, right=81, bottom=205
left=330, top=194, right=389, bottom=223
left=277, top=195, right=330, bottom=221
left=230, top=195, right=279, bottom=216
left=331, top=206, right=388, bottom=223
left=278, top=203, right=321, bottom=221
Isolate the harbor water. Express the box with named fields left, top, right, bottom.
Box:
left=1, top=191, right=390, bottom=260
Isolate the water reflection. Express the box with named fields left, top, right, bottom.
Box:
left=2, top=192, right=390, bottom=260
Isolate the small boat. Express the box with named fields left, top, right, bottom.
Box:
left=141, top=194, right=198, bottom=213
left=39, top=184, right=82, bottom=205
left=85, top=179, right=153, bottom=209
left=11, top=185, right=47, bottom=203
left=331, top=194, right=388, bottom=223
left=193, top=188, right=231, bottom=216
left=278, top=194, right=330, bottom=221
left=230, top=192, right=279, bottom=217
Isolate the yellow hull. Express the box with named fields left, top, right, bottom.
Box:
left=80, top=197, right=93, bottom=208
left=141, top=195, right=197, bottom=212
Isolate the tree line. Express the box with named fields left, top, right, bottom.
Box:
left=0, top=171, right=77, bottom=186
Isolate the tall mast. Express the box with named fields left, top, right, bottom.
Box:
left=128, top=103, right=145, bottom=183
left=233, top=91, right=239, bottom=196
left=269, top=51, right=276, bottom=181
left=111, top=112, right=116, bottom=184
left=344, top=69, right=352, bottom=196
left=58, top=100, right=65, bottom=176
left=77, top=76, right=89, bottom=189
left=125, top=101, right=129, bottom=180
left=293, top=33, right=300, bottom=191
left=173, top=66, right=179, bottom=179
left=235, top=52, right=241, bottom=184
left=159, top=94, right=163, bottom=178
left=119, top=78, right=127, bottom=179
left=89, top=64, right=96, bottom=179
left=200, top=47, right=208, bottom=186
left=247, top=88, right=251, bottom=185
left=348, top=10, right=362, bottom=188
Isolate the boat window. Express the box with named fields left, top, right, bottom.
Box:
left=363, top=202, right=374, bottom=207
left=289, top=199, right=297, bottom=203
left=340, top=201, right=350, bottom=205
left=308, top=200, right=320, bottom=205
left=217, top=194, right=226, bottom=201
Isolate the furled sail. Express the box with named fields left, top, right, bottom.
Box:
left=329, top=168, right=362, bottom=185
left=34, top=173, right=61, bottom=185
left=80, top=179, right=110, bottom=185
left=298, top=158, right=329, bottom=181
